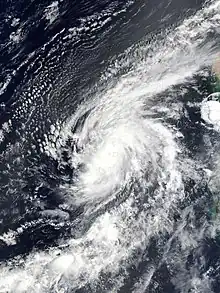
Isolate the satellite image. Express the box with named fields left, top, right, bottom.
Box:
left=0, top=0, right=220, bottom=292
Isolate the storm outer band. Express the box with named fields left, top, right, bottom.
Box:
left=208, top=70, right=220, bottom=221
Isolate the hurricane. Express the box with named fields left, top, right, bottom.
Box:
left=0, top=0, right=220, bottom=292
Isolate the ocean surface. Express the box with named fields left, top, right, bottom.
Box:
left=1, top=0, right=220, bottom=292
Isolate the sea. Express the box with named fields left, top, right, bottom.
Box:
left=1, top=0, right=220, bottom=292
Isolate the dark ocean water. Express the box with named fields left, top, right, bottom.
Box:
left=1, top=0, right=220, bottom=292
